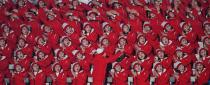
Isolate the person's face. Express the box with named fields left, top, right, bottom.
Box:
left=119, top=38, right=126, bottom=46
left=54, top=64, right=61, bottom=72
left=32, top=64, right=39, bottom=72
left=58, top=51, right=65, bottom=58
left=196, top=63, right=204, bottom=71
left=115, top=64, right=122, bottom=72
left=17, top=51, right=24, bottom=59
left=137, top=51, right=146, bottom=60
left=181, top=39, right=188, bottom=45
left=129, top=13, right=135, bottom=19
left=113, top=3, right=121, bottom=8
left=101, top=38, right=109, bottom=46
left=89, top=13, right=96, bottom=20
left=161, top=37, right=169, bottom=45
left=15, top=65, right=22, bottom=72
left=47, top=14, right=55, bottom=20
left=18, top=0, right=25, bottom=7
left=65, top=27, right=74, bottom=34
left=134, top=64, right=141, bottom=72
left=168, top=12, right=175, bottom=18
left=143, top=26, right=151, bottom=32
left=0, top=39, right=6, bottom=47
left=76, top=53, right=84, bottom=60
left=84, top=25, right=92, bottom=33
left=156, top=64, right=163, bottom=72
left=183, top=24, right=191, bottom=32
left=157, top=51, right=164, bottom=58
left=155, top=0, right=162, bottom=6
left=81, top=39, right=89, bottom=46
left=18, top=39, right=25, bottom=47
left=38, top=52, right=45, bottom=59
left=178, top=64, right=185, bottom=72
left=165, top=24, right=172, bottom=31
left=73, top=64, right=81, bottom=72
left=72, top=0, right=79, bottom=6
left=204, top=38, right=210, bottom=45
left=138, top=36, right=146, bottom=44
left=38, top=38, right=45, bottom=45
left=3, top=25, right=10, bottom=33
left=200, top=49, right=207, bottom=57
left=204, top=24, right=210, bottom=33
left=104, top=25, right=111, bottom=33
left=122, top=25, right=130, bottom=33
left=176, top=50, right=183, bottom=57
left=63, top=38, right=71, bottom=46
left=44, top=26, right=51, bottom=33
left=38, top=1, right=45, bottom=8
left=21, top=27, right=29, bottom=35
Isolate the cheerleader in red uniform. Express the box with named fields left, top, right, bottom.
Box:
left=72, top=50, right=91, bottom=73
left=0, top=23, right=17, bottom=48
left=34, top=35, right=52, bottom=55
left=129, top=51, right=154, bottom=71
left=15, top=38, right=33, bottom=57
left=71, top=62, right=87, bottom=85
left=158, top=36, right=176, bottom=55
left=142, top=21, right=158, bottom=45
left=13, top=50, right=31, bottom=71
left=28, top=63, right=46, bottom=85
left=160, top=21, right=179, bottom=42
left=62, top=22, right=80, bottom=45
left=0, top=53, right=9, bottom=78
left=110, top=62, right=128, bottom=85
left=11, top=64, right=28, bottom=85
left=81, top=22, right=98, bottom=42
left=50, top=63, right=68, bottom=85
left=119, top=23, right=137, bottom=44
left=195, top=48, right=210, bottom=70
left=173, top=48, right=196, bottom=69
left=41, top=24, right=59, bottom=49
left=115, top=37, right=133, bottom=56
left=179, top=21, right=197, bottom=43
left=0, top=38, right=13, bottom=62
left=152, top=62, right=171, bottom=85
left=101, top=21, right=118, bottom=45
left=58, top=36, right=76, bottom=57
left=92, top=51, right=122, bottom=85
left=79, top=37, right=97, bottom=55
left=193, top=62, right=210, bottom=85
left=134, top=34, right=152, bottom=55
left=131, top=61, right=150, bottom=85
left=173, top=62, right=192, bottom=85
left=154, top=49, right=173, bottom=70
left=19, top=24, right=35, bottom=45
left=178, top=36, right=196, bottom=54
left=54, top=49, right=72, bottom=72
left=33, top=51, right=54, bottom=75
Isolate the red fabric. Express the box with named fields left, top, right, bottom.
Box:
left=29, top=71, right=46, bottom=85
left=133, top=70, right=150, bottom=85
left=11, top=71, right=27, bottom=85
left=72, top=71, right=87, bottom=85
left=175, top=69, right=192, bottom=85
left=112, top=70, right=128, bottom=85
left=51, top=72, right=68, bottom=85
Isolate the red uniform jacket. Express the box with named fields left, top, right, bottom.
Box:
left=51, top=72, right=68, bottom=85
left=195, top=68, right=210, bottom=85
left=133, top=70, right=150, bottom=85
left=72, top=71, right=87, bottom=85
left=175, top=69, right=192, bottom=85
left=11, top=71, right=27, bottom=85
left=92, top=52, right=122, bottom=85
left=29, top=70, right=46, bottom=85
left=112, top=70, right=128, bottom=85
left=154, top=70, right=171, bottom=85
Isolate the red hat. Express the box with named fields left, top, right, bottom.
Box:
left=178, top=36, right=187, bottom=41
left=15, top=50, right=22, bottom=57
left=62, top=22, right=70, bottom=30
left=99, top=36, right=108, bottom=43
left=161, top=21, right=169, bottom=29
left=131, top=61, right=141, bottom=69
left=54, top=48, right=63, bottom=57
left=203, top=20, right=210, bottom=26
left=51, top=62, right=61, bottom=71
left=1, top=23, right=9, bottom=29
left=60, top=36, right=71, bottom=43
left=120, top=23, right=130, bottom=29
left=199, top=48, right=208, bottom=54
left=195, top=61, right=205, bottom=67
left=174, top=61, right=183, bottom=69
left=179, top=21, right=190, bottom=29
left=35, top=35, right=45, bottom=43
left=153, top=62, right=162, bottom=69
left=175, top=47, right=183, bottom=52
left=20, top=24, right=29, bottom=29
left=155, top=48, right=164, bottom=54
left=143, top=21, right=150, bottom=28
left=83, top=22, right=91, bottom=29
left=0, top=37, right=6, bottom=41
left=72, top=50, right=80, bottom=56
left=112, top=62, right=120, bottom=68
left=102, top=22, right=109, bottom=29
left=87, top=10, right=100, bottom=16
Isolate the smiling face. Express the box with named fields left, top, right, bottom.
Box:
left=122, top=24, right=130, bottom=33
left=3, top=25, right=10, bottom=33
left=32, top=64, right=40, bottom=72
left=138, top=36, right=146, bottom=44
left=196, top=63, right=204, bottom=71
left=156, top=64, right=163, bottom=72
left=21, top=26, right=30, bottom=35
left=65, top=27, right=74, bottom=34
left=101, top=38, right=109, bottom=46
left=157, top=51, right=164, bottom=59
left=137, top=51, right=146, bottom=60
left=17, top=51, right=24, bottom=59
left=161, top=37, right=169, bottom=45
left=118, top=38, right=127, bottom=46
left=114, top=64, right=122, bottom=72
left=134, top=64, right=141, bottom=72
left=73, top=64, right=81, bottom=72
left=38, top=51, right=45, bottom=59
left=178, top=64, right=185, bottom=72
left=200, top=49, right=207, bottom=57
left=0, top=39, right=6, bottom=47
left=176, top=50, right=183, bottom=58
left=15, top=65, right=22, bottom=72
left=81, top=38, right=89, bottom=46
left=54, top=64, right=61, bottom=72
left=18, top=39, right=26, bottom=47
left=63, top=38, right=71, bottom=46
